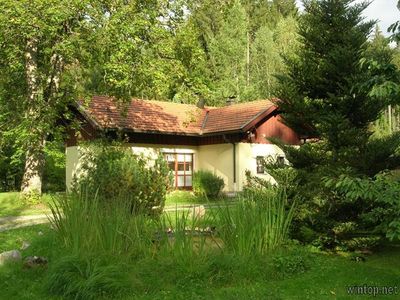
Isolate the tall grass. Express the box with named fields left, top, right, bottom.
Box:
left=47, top=185, right=296, bottom=299
left=49, top=190, right=155, bottom=257
left=216, top=187, right=295, bottom=256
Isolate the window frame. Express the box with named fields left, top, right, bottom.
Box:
left=256, top=156, right=265, bottom=174
left=164, top=152, right=193, bottom=189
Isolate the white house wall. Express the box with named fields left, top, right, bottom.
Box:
left=197, top=144, right=236, bottom=192
left=65, top=146, right=80, bottom=191
left=236, top=143, right=285, bottom=190
left=65, top=142, right=285, bottom=193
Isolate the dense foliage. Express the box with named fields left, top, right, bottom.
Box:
left=192, top=170, right=225, bottom=198
left=272, top=0, right=400, bottom=249
left=71, top=143, right=170, bottom=214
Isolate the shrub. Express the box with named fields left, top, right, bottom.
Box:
left=324, top=172, right=400, bottom=242
left=193, top=170, right=224, bottom=199
left=72, top=142, right=170, bottom=214
left=271, top=252, right=309, bottom=278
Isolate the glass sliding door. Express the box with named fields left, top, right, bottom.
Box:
left=164, top=153, right=193, bottom=189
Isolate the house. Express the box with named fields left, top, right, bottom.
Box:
left=66, top=96, right=300, bottom=193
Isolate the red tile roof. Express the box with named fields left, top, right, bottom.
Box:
left=79, top=96, right=276, bottom=135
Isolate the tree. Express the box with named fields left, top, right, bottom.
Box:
left=251, top=16, right=299, bottom=99
left=0, top=0, right=94, bottom=197
left=274, top=0, right=400, bottom=249
left=367, top=26, right=400, bottom=137
left=0, top=0, right=164, bottom=197
left=278, top=0, right=399, bottom=168
left=208, top=0, right=248, bottom=104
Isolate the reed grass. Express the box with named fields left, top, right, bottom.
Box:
left=215, top=187, right=295, bottom=256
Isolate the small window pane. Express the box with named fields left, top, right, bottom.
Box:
left=168, top=162, right=175, bottom=170
left=256, top=156, right=264, bottom=174
left=185, top=176, right=192, bottom=186
left=177, top=175, right=185, bottom=187
left=177, top=163, right=185, bottom=171
left=165, top=154, right=175, bottom=161
left=185, top=154, right=192, bottom=162
left=177, top=154, right=185, bottom=162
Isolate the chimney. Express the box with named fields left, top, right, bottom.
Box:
left=226, top=95, right=236, bottom=106
left=196, top=95, right=205, bottom=109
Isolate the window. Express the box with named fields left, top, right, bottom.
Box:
left=277, top=156, right=285, bottom=166
left=256, top=156, right=264, bottom=174
left=164, top=153, right=193, bottom=189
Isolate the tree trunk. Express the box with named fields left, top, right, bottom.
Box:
left=21, top=36, right=45, bottom=196
left=246, top=31, right=250, bottom=87
left=21, top=137, right=46, bottom=195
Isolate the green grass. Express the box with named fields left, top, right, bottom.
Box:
left=1, top=192, right=398, bottom=300
left=0, top=217, right=400, bottom=300
left=0, top=224, right=61, bottom=300
left=1, top=224, right=399, bottom=299
left=165, top=190, right=208, bottom=205
left=0, top=192, right=53, bottom=217
left=165, top=190, right=232, bottom=206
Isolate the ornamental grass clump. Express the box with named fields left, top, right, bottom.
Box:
left=49, top=190, right=155, bottom=258
left=216, top=187, right=295, bottom=256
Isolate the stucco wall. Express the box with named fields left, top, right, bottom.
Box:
left=65, top=142, right=285, bottom=193
left=197, top=144, right=236, bottom=192
left=65, top=146, right=80, bottom=191
left=65, top=144, right=199, bottom=190
left=236, top=143, right=286, bottom=190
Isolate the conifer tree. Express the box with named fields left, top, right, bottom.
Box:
left=277, top=0, right=399, bottom=171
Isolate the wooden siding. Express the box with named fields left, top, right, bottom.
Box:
left=245, top=113, right=300, bottom=145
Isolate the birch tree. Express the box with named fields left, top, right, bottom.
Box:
left=0, top=0, right=163, bottom=197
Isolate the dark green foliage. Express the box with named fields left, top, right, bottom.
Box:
left=0, top=139, right=65, bottom=193
left=42, top=141, right=65, bottom=193
left=325, top=173, right=400, bottom=241
left=72, top=142, right=170, bottom=214
left=272, top=252, right=309, bottom=278
left=192, top=170, right=224, bottom=198
left=0, top=143, right=23, bottom=192
left=272, top=0, right=400, bottom=250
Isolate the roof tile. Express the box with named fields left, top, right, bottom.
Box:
left=81, top=96, right=276, bottom=135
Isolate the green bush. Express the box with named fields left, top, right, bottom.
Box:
left=72, top=142, right=170, bottom=214
left=193, top=170, right=224, bottom=198
left=272, top=252, right=309, bottom=278
left=325, top=172, right=400, bottom=242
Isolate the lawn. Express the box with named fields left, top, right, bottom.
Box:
left=0, top=192, right=53, bottom=217
left=1, top=223, right=399, bottom=300
left=165, top=190, right=234, bottom=206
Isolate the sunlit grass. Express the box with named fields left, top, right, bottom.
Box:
left=0, top=192, right=53, bottom=217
